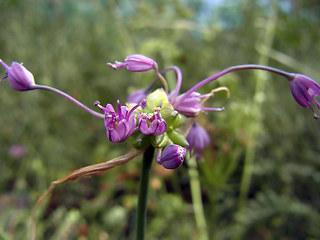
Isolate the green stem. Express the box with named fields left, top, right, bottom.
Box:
left=136, top=146, right=155, bottom=240
left=188, top=156, right=209, bottom=240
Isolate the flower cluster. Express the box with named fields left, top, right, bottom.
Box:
left=2, top=54, right=320, bottom=170
left=105, top=55, right=226, bottom=168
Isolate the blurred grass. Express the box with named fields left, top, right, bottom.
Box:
left=1, top=0, right=320, bottom=239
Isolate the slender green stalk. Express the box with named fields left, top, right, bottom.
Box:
left=154, top=67, right=169, bottom=94
left=188, top=156, right=208, bottom=240
left=136, top=146, right=155, bottom=240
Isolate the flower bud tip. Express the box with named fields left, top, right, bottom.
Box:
left=107, top=63, right=117, bottom=70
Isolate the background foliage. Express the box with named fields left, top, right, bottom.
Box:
left=0, top=0, right=320, bottom=239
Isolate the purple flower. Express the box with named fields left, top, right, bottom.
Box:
left=107, top=54, right=157, bottom=72
left=0, top=60, right=35, bottom=91
left=138, top=107, right=167, bottom=135
left=186, top=123, right=210, bottom=160
left=127, top=89, right=148, bottom=104
left=95, top=100, right=139, bottom=142
left=170, top=91, right=224, bottom=117
left=164, top=65, right=224, bottom=117
left=289, top=74, right=320, bottom=119
left=157, top=144, right=186, bottom=169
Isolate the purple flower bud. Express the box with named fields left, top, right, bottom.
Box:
left=171, top=91, right=224, bottom=117
left=186, top=123, right=210, bottom=160
left=138, top=107, right=167, bottom=135
left=127, top=89, right=148, bottom=104
left=288, top=74, right=320, bottom=119
left=95, top=100, right=139, bottom=142
left=107, top=54, right=157, bottom=72
left=0, top=60, right=35, bottom=91
left=157, top=144, right=186, bottom=169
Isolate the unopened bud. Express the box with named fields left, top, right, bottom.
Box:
left=0, top=60, right=35, bottom=91
left=157, top=145, right=186, bottom=169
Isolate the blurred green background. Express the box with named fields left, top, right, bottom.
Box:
left=1, top=0, right=320, bottom=239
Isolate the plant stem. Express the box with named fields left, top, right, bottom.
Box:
left=30, top=84, right=105, bottom=118
left=136, top=146, right=155, bottom=240
left=188, top=156, right=208, bottom=240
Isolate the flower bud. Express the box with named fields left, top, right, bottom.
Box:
left=107, top=54, right=157, bottom=72
left=167, top=130, right=189, bottom=148
left=146, top=88, right=172, bottom=111
left=130, top=131, right=151, bottom=150
left=186, top=123, right=210, bottom=159
left=157, top=144, right=186, bottom=169
left=0, top=60, right=35, bottom=91
left=151, top=132, right=173, bottom=148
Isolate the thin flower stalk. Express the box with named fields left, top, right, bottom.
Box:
left=161, top=65, right=183, bottom=100
left=29, top=84, right=105, bottom=119
left=187, top=155, right=209, bottom=240
left=174, top=64, right=294, bottom=105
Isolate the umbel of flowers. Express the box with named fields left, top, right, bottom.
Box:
left=1, top=54, right=320, bottom=170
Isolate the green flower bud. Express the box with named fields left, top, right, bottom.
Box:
left=151, top=132, right=173, bottom=148
left=168, top=112, right=187, bottom=129
left=160, top=107, right=178, bottom=123
left=160, top=107, right=187, bottom=130
left=146, top=89, right=173, bottom=111
left=130, top=131, right=151, bottom=150
left=166, top=130, right=189, bottom=148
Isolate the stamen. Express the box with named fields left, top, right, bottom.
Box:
left=0, top=59, right=10, bottom=69
left=201, top=87, right=230, bottom=104
left=94, top=100, right=107, bottom=111
left=128, top=101, right=143, bottom=117
left=0, top=75, right=8, bottom=82
left=117, top=100, right=123, bottom=119
left=140, top=99, right=147, bottom=109
left=106, top=61, right=127, bottom=70
left=201, top=107, right=224, bottom=112
left=211, top=87, right=230, bottom=98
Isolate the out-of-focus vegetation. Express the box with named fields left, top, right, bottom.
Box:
left=1, top=0, right=320, bottom=239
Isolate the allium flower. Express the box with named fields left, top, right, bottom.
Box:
left=162, top=65, right=224, bottom=117
left=288, top=74, right=320, bottom=119
left=0, top=60, right=35, bottom=91
left=127, top=89, right=148, bottom=104
left=157, top=144, right=186, bottom=169
left=138, top=107, right=167, bottom=135
left=186, top=123, right=210, bottom=159
left=107, top=54, right=157, bottom=72
left=95, top=100, right=139, bottom=142
left=170, top=91, right=224, bottom=117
